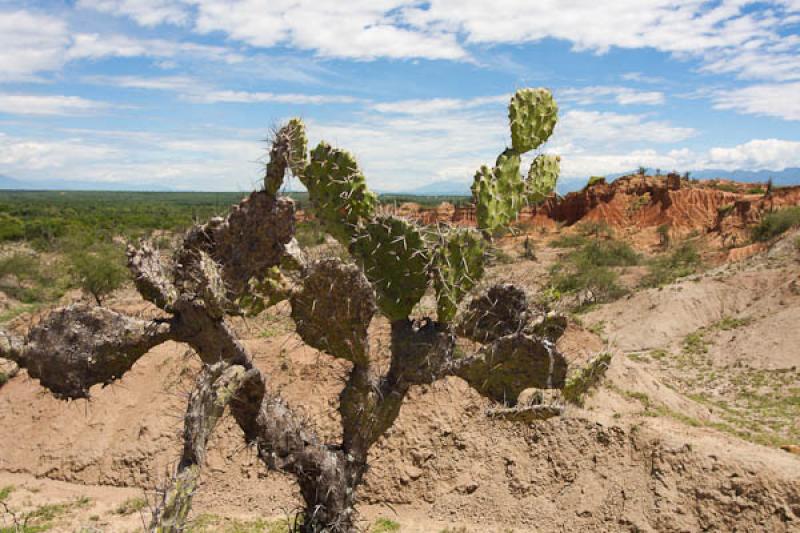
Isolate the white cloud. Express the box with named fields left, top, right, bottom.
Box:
left=67, top=33, right=243, bottom=63
left=371, top=95, right=506, bottom=114
left=554, top=110, right=696, bottom=146
left=77, top=0, right=190, bottom=26
left=86, top=75, right=200, bottom=91
left=713, top=82, right=800, bottom=121
left=189, top=91, right=360, bottom=105
left=558, top=86, right=665, bottom=106
left=706, top=139, right=800, bottom=169
left=0, top=10, right=69, bottom=82
left=0, top=94, right=108, bottom=116
left=191, top=0, right=466, bottom=60
left=0, top=132, right=119, bottom=171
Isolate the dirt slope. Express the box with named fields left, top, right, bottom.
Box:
left=1, top=233, right=800, bottom=532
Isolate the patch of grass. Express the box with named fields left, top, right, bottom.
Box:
left=371, top=517, right=401, bottom=532
left=294, top=221, right=325, bottom=248
left=114, top=496, right=147, bottom=516
left=682, top=330, right=709, bottom=356
left=0, top=486, right=13, bottom=502
left=562, top=353, right=613, bottom=406
left=714, top=316, right=752, bottom=331
left=752, top=206, right=800, bottom=242
left=186, top=514, right=299, bottom=533
left=549, top=233, right=588, bottom=248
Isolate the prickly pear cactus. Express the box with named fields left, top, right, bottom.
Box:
left=526, top=154, right=560, bottom=204
left=431, top=228, right=486, bottom=322
left=350, top=216, right=429, bottom=321
left=509, top=88, right=558, bottom=154
left=303, top=142, right=377, bottom=244
left=472, top=149, right=525, bottom=235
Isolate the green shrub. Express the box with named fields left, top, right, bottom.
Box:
left=294, top=220, right=325, bottom=248
left=371, top=518, right=401, bottom=532
left=549, top=233, right=589, bottom=248
left=752, top=207, right=800, bottom=242
left=575, top=220, right=613, bottom=239
left=0, top=213, right=25, bottom=241
left=640, top=241, right=702, bottom=287
left=0, top=253, right=66, bottom=303
left=68, top=243, right=128, bottom=305
left=547, top=238, right=638, bottom=306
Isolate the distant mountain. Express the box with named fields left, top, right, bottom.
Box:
left=402, top=180, right=471, bottom=196
left=0, top=175, right=174, bottom=192
left=687, top=168, right=800, bottom=186
left=606, top=168, right=800, bottom=187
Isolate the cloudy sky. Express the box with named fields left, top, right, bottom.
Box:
left=0, top=1, right=799, bottom=191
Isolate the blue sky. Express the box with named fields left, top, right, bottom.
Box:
left=0, top=1, right=799, bottom=192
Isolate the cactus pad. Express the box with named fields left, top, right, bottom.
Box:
left=290, top=259, right=376, bottom=362
left=526, top=154, right=560, bottom=204
left=302, top=142, right=377, bottom=244
left=350, top=216, right=430, bottom=321
left=431, top=228, right=486, bottom=323
left=456, top=283, right=529, bottom=342
left=509, top=88, right=558, bottom=154
left=472, top=149, right=524, bottom=234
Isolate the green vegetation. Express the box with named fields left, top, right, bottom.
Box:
left=67, top=243, right=128, bottom=305
left=113, top=496, right=147, bottom=516
left=562, top=352, right=613, bottom=406
left=371, top=518, right=401, bottom=532
left=186, top=513, right=300, bottom=533
left=752, top=206, right=800, bottom=242
left=547, top=238, right=639, bottom=307
left=0, top=495, right=91, bottom=533
left=640, top=241, right=702, bottom=287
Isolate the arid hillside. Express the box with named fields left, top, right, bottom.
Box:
left=1, top=217, right=799, bottom=532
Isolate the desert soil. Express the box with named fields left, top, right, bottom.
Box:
left=1, top=231, right=799, bottom=532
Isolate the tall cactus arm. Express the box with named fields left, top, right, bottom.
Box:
left=4, top=304, right=174, bottom=399
left=150, top=362, right=250, bottom=533
left=265, top=118, right=308, bottom=196
left=302, top=142, right=377, bottom=244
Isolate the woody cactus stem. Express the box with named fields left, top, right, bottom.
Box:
left=151, top=362, right=251, bottom=532
left=0, top=88, right=571, bottom=533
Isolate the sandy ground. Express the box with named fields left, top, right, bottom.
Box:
left=1, top=232, right=799, bottom=532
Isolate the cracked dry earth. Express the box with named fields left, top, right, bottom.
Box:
left=1, top=233, right=800, bottom=532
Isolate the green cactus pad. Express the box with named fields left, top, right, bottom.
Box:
left=509, top=88, right=558, bottom=154
left=265, top=118, right=308, bottom=196
left=350, top=216, right=429, bottom=321
left=526, top=154, right=560, bottom=205
left=303, top=142, right=377, bottom=244
left=431, top=228, right=486, bottom=323
left=472, top=149, right=525, bottom=234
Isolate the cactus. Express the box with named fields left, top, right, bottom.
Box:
left=350, top=216, right=429, bottom=321
left=431, top=228, right=486, bottom=322
left=2, top=88, right=570, bottom=533
left=473, top=88, right=560, bottom=234
left=265, top=118, right=308, bottom=196
left=509, top=88, right=558, bottom=154
left=302, top=142, right=377, bottom=244
left=526, top=154, right=560, bottom=204
left=472, top=149, right=525, bottom=234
